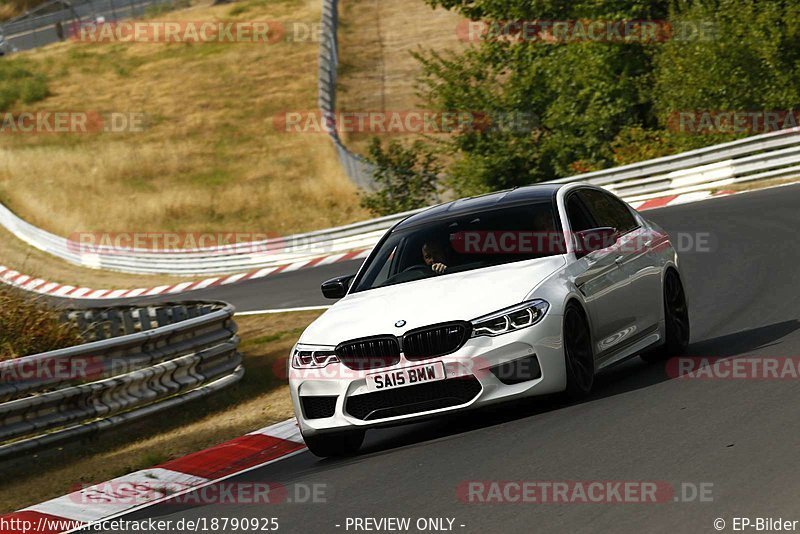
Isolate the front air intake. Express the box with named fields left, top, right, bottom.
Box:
left=345, top=376, right=482, bottom=420
left=301, top=396, right=337, bottom=419
left=335, top=335, right=401, bottom=370
left=402, top=321, right=471, bottom=361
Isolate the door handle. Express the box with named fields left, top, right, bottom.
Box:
left=614, top=256, right=624, bottom=265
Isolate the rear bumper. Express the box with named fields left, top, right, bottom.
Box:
left=289, top=312, right=567, bottom=438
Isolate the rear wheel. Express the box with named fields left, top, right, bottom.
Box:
left=564, top=304, right=595, bottom=399
left=641, top=270, right=690, bottom=363
left=303, top=429, right=365, bottom=458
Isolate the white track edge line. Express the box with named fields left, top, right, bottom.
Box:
left=236, top=306, right=331, bottom=316
left=62, top=447, right=308, bottom=534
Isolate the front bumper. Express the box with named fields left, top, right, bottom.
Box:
left=289, top=312, right=566, bottom=437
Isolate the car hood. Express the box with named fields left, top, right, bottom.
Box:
left=299, top=255, right=566, bottom=346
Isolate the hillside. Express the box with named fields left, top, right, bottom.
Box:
left=336, top=0, right=466, bottom=154
left=0, top=0, right=369, bottom=240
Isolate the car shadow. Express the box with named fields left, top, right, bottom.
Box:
left=356, top=319, right=800, bottom=458
left=592, top=319, right=800, bottom=400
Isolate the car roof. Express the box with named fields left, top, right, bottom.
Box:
left=394, top=183, right=565, bottom=230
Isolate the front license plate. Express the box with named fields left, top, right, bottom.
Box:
left=366, top=362, right=446, bottom=392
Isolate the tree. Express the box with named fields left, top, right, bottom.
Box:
left=360, top=138, right=441, bottom=216
left=653, top=0, right=800, bottom=127
left=414, top=0, right=668, bottom=195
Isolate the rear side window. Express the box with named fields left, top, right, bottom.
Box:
left=577, top=189, right=638, bottom=234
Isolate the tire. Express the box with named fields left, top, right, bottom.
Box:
left=563, top=303, right=595, bottom=399
left=641, top=269, right=690, bottom=363
left=303, top=429, right=365, bottom=458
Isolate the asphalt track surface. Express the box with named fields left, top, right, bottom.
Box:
left=86, top=184, right=799, bottom=533
left=65, top=252, right=355, bottom=312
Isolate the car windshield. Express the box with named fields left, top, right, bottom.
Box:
left=351, top=202, right=565, bottom=292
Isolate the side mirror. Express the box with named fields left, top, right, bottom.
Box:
left=574, top=227, right=618, bottom=258
left=321, top=274, right=355, bottom=299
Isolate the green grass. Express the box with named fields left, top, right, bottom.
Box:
left=0, top=59, right=49, bottom=111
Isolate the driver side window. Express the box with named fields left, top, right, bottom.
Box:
left=578, top=189, right=639, bottom=234
left=566, top=193, right=596, bottom=232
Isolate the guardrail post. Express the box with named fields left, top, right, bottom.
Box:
left=136, top=307, right=152, bottom=330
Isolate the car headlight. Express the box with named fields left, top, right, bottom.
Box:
left=471, top=300, right=549, bottom=337
left=291, top=344, right=339, bottom=369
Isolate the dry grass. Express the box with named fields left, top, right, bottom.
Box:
left=0, top=309, right=323, bottom=513
left=0, top=3, right=17, bottom=21
left=0, top=223, right=193, bottom=289
left=336, top=0, right=466, bottom=154
left=0, top=0, right=44, bottom=21
left=0, top=287, right=83, bottom=359
left=0, top=0, right=370, bottom=239
left=0, top=0, right=463, bottom=289
left=714, top=176, right=800, bottom=193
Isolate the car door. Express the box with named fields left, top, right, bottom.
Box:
left=564, top=189, right=634, bottom=361
left=578, top=189, right=662, bottom=352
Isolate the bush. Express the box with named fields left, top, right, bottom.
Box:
left=414, top=0, right=800, bottom=196
left=360, top=138, right=441, bottom=216
left=415, top=0, right=665, bottom=195
left=653, top=0, right=800, bottom=123
left=609, top=126, right=740, bottom=166
left=19, top=73, right=49, bottom=103
left=0, top=60, right=49, bottom=111
left=0, top=288, right=83, bottom=360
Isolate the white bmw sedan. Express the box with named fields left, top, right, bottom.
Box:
left=289, top=183, right=690, bottom=457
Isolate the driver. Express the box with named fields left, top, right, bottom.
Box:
left=422, top=241, right=448, bottom=274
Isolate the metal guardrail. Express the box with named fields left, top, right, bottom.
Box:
left=1, top=0, right=177, bottom=53
left=316, top=0, right=800, bottom=200
left=2, top=127, right=799, bottom=276
left=0, top=0, right=797, bottom=277
left=550, top=127, right=800, bottom=189
left=0, top=200, right=391, bottom=275
left=0, top=301, right=241, bottom=459
left=318, top=0, right=378, bottom=191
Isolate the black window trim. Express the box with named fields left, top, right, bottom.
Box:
left=574, top=187, right=642, bottom=239
left=350, top=198, right=565, bottom=294
left=565, top=189, right=598, bottom=232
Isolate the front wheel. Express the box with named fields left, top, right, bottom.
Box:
left=641, top=270, right=690, bottom=363
left=303, top=429, right=365, bottom=458
left=563, top=304, right=595, bottom=399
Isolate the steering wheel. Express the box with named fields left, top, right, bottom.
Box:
left=380, top=264, right=433, bottom=286
left=402, top=264, right=432, bottom=274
